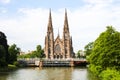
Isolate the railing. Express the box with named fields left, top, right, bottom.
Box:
left=17, top=58, right=86, bottom=62
left=17, top=58, right=87, bottom=67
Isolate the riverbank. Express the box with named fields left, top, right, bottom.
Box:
left=0, top=64, right=18, bottom=72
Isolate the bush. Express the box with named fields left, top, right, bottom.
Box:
left=100, top=68, right=120, bottom=80
left=89, top=64, right=102, bottom=76
left=8, top=64, right=18, bottom=71
left=13, top=61, right=19, bottom=67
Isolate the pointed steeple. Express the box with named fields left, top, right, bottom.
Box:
left=58, top=28, right=60, bottom=37
left=70, top=36, right=73, bottom=45
left=47, top=9, right=53, bottom=32
left=64, top=9, right=69, bottom=30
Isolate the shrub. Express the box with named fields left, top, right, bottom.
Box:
left=89, top=64, right=102, bottom=76
left=13, top=61, right=19, bottom=67
left=100, top=68, right=120, bottom=80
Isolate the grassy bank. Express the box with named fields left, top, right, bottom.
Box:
left=0, top=64, right=18, bottom=72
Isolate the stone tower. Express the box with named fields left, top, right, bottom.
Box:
left=44, top=9, right=54, bottom=59
left=44, top=9, right=74, bottom=59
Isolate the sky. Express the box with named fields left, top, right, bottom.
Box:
left=0, top=0, right=120, bottom=53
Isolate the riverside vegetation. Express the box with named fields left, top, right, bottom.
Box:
left=0, top=31, right=45, bottom=71
left=85, top=26, right=120, bottom=80
left=0, top=44, right=20, bottom=71
left=0, top=31, right=20, bottom=71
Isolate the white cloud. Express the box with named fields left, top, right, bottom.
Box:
left=0, top=1, right=120, bottom=52
left=0, top=0, right=11, bottom=4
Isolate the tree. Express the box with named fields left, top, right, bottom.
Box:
left=9, top=44, right=20, bottom=64
left=0, top=31, right=9, bottom=66
left=89, top=26, right=120, bottom=69
left=18, top=45, right=45, bottom=59
left=0, top=45, right=7, bottom=67
left=36, top=45, right=44, bottom=58
left=84, top=42, right=94, bottom=56
left=77, top=50, right=81, bottom=58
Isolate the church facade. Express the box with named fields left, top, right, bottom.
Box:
left=44, top=10, right=74, bottom=59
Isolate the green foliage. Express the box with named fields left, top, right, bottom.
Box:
left=8, top=64, right=17, bottom=68
left=36, top=45, right=44, bottom=58
left=89, top=26, right=120, bottom=69
left=77, top=50, right=81, bottom=58
left=18, top=52, right=35, bottom=58
left=84, top=42, right=94, bottom=56
left=89, top=64, right=102, bottom=76
left=88, top=26, right=120, bottom=79
left=100, top=68, right=120, bottom=80
left=0, top=45, right=7, bottom=67
left=13, top=61, right=19, bottom=67
left=9, top=44, right=20, bottom=64
left=18, top=45, right=44, bottom=58
left=0, top=64, right=17, bottom=72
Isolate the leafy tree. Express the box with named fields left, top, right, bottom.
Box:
left=9, top=44, right=20, bottom=64
left=77, top=50, right=81, bottom=58
left=0, top=31, right=9, bottom=66
left=84, top=42, right=94, bottom=56
left=89, top=26, right=120, bottom=70
left=0, top=45, right=7, bottom=67
left=36, top=45, right=44, bottom=58
left=18, top=45, right=44, bottom=59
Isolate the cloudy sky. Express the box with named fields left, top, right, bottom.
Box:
left=0, top=0, right=120, bottom=52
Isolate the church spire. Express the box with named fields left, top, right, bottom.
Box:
left=45, top=9, right=54, bottom=59
left=58, top=28, right=60, bottom=37
left=47, top=9, right=53, bottom=32
left=64, top=9, right=69, bottom=30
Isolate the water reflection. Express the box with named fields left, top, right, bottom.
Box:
left=0, top=67, right=99, bottom=80
left=72, top=68, right=87, bottom=80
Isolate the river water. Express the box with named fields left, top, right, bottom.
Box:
left=0, top=67, right=99, bottom=80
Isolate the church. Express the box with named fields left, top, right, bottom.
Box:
left=44, top=10, right=75, bottom=59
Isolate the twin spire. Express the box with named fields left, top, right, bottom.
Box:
left=47, top=9, right=69, bottom=33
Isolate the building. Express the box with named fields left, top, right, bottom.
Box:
left=44, top=10, right=74, bottom=59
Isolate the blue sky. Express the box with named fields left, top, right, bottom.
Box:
left=0, top=0, right=84, bottom=9
left=0, top=0, right=120, bottom=52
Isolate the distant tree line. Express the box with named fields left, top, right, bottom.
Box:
left=18, top=45, right=45, bottom=59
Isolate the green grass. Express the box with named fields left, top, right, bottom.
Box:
left=0, top=64, right=18, bottom=72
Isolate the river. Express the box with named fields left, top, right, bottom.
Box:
left=0, top=67, right=99, bottom=80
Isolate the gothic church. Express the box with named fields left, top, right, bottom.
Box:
left=44, top=10, right=74, bottom=59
